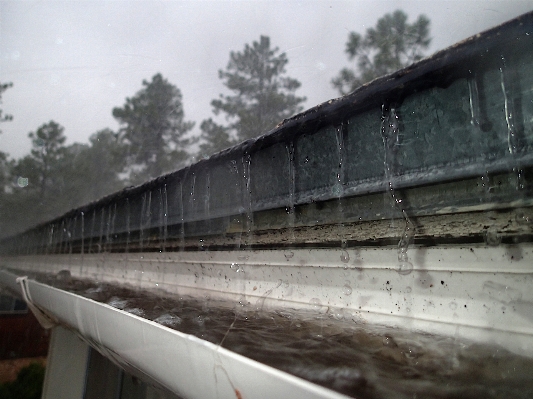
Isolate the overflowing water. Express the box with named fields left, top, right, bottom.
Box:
left=28, top=272, right=533, bottom=399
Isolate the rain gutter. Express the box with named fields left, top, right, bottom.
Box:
left=0, top=268, right=349, bottom=399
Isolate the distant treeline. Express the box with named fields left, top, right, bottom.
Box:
left=0, top=11, right=430, bottom=237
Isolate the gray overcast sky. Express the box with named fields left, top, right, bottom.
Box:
left=1, top=0, right=532, bottom=159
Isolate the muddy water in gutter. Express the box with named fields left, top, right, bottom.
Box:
left=27, top=272, right=533, bottom=399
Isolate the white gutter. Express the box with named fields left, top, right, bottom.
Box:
left=0, top=269, right=349, bottom=399
left=2, top=244, right=533, bottom=357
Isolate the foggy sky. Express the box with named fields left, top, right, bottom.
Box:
left=1, top=0, right=532, bottom=159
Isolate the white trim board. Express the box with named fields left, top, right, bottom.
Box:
left=1, top=244, right=533, bottom=356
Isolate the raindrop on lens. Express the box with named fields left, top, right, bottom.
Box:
left=397, top=261, right=413, bottom=275
left=397, top=251, right=413, bottom=275
left=484, top=231, right=501, bottom=247
left=284, top=251, right=294, bottom=259
left=331, top=183, right=342, bottom=197
left=343, top=284, right=352, bottom=296
left=309, top=298, right=322, bottom=309
left=340, top=250, right=350, bottom=263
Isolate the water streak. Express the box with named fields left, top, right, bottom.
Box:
left=80, top=212, right=85, bottom=255
left=381, top=106, right=414, bottom=275
left=255, top=279, right=283, bottom=313
left=179, top=182, right=185, bottom=252
left=334, top=124, right=346, bottom=250
left=468, top=74, right=483, bottom=128
left=159, top=185, right=168, bottom=252
left=46, top=225, right=54, bottom=254
left=500, top=58, right=526, bottom=190
left=286, top=141, right=296, bottom=244
left=88, top=210, right=96, bottom=254
left=242, top=154, right=253, bottom=247
left=98, top=208, right=105, bottom=253
left=58, top=220, right=65, bottom=254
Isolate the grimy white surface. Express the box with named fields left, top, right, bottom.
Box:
left=2, top=244, right=533, bottom=356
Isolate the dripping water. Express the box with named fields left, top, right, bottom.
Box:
left=468, top=74, right=483, bottom=129
left=159, top=185, right=168, bottom=252
left=179, top=182, right=185, bottom=252
left=58, top=219, right=65, bottom=254
left=158, top=187, right=164, bottom=251
left=334, top=124, right=346, bottom=255
left=105, top=204, right=117, bottom=252
left=254, top=279, right=283, bottom=313
left=229, top=160, right=243, bottom=250
left=467, top=72, right=492, bottom=133
left=203, top=171, right=211, bottom=244
left=163, top=184, right=169, bottom=250
left=381, top=106, right=414, bottom=275
left=88, top=210, right=96, bottom=254
left=98, top=207, right=105, bottom=253
left=501, top=67, right=519, bottom=155
left=51, top=223, right=58, bottom=254
left=125, top=198, right=130, bottom=253
left=70, top=217, right=75, bottom=254
left=111, top=204, right=117, bottom=251
left=46, top=224, right=54, bottom=255
left=105, top=206, right=112, bottom=252
left=500, top=57, right=526, bottom=190
left=286, top=141, right=296, bottom=244
left=139, top=193, right=147, bottom=251
left=188, top=173, right=196, bottom=226
left=80, top=212, right=85, bottom=255
left=242, top=154, right=253, bottom=248
left=145, top=191, right=153, bottom=250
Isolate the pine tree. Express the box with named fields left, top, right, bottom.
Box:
left=332, top=10, right=431, bottom=95
left=203, top=35, right=306, bottom=152
left=113, top=73, right=194, bottom=183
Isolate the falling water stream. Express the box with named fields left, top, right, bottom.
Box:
left=285, top=141, right=297, bottom=243
left=25, top=272, right=533, bottom=399
left=381, top=107, right=415, bottom=275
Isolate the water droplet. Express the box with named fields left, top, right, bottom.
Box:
left=342, top=284, right=352, bottom=296
left=331, top=310, right=344, bottom=320
left=340, top=250, right=350, bottom=263
left=483, top=281, right=522, bottom=304
left=382, top=335, right=397, bottom=348
left=284, top=251, right=294, bottom=260
left=331, top=183, right=342, bottom=197
left=309, top=298, right=322, bottom=309
left=237, top=295, right=248, bottom=308
left=397, top=260, right=413, bottom=275
left=449, top=302, right=458, bottom=310
left=484, top=231, right=501, bottom=247
left=405, top=286, right=412, bottom=293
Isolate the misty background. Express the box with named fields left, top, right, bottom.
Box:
left=0, top=0, right=532, bottom=237
left=2, top=1, right=532, bottom=158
